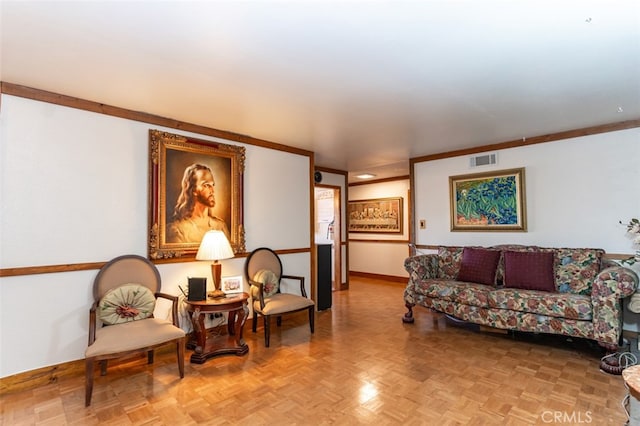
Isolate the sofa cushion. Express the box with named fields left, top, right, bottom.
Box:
left=554, top=248, right=604, bottom=295
left=491, top=244, right=543, bottom=285
left=488, top=288, right=592, bottom=320
left=504, top=251, right=556, bottom=292
left=457, top=247, right=501, bottom=285
left=414, top=278, right=492, bottom=308
left=437, top=246, right=464, bottom=279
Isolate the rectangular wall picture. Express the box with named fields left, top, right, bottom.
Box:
left=449, top=167, right=526, bottom=232
left=348, top=197, right=403, bottom=234
left=148, top=129, right=246, bottom=259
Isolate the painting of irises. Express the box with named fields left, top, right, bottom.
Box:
left=449, top=168, right=526, bottom=231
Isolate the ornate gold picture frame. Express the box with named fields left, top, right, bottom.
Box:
left=148, top=129, right=245, bottom=259
left=348, top=197, right=403, bottom=234
left=449, top=167, right=526, bottom=232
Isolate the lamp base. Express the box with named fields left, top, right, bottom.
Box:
left=208, top=289, right=226, bottom=299
left=209, top=262, right=225, bottom=298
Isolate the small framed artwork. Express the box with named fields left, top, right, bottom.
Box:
left=148, top=129, right=246, bottom=260
left=221, top=275, right=243, bottom=294
left=449, top=167, right=527, bottom=232
left=348, top=197, right=403, bottom=234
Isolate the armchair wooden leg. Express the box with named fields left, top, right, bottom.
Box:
left=85, top=358, right=94, bottom=407
left=252, top=313, right=258, bottom=333
left=100, top=360, right=107, bottom=376
left=147, top=350, right=154, bottom=365
left=309, top=306, right=315, bottom=333
left=276, top=316, right=282, bottom=327
left=264, top=315, right=271, bottom=347
left=177, top=338, right=185, bottom=378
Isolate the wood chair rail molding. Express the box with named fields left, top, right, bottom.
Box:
left=0, top=248, right=311, bottom=278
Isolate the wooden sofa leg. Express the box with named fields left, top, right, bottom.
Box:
left=402, top=303, right=415, bottom=323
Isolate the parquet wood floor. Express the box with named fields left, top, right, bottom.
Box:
left=0, top=276, right=630, bottom=425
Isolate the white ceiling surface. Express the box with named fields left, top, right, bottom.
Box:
left=1, top=1, right=639, bottom=181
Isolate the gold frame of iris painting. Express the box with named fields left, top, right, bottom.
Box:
left=449, top=167, right=526, bottom=232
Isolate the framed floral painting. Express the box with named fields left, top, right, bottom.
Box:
left=449, top=167, right=526, bottom=232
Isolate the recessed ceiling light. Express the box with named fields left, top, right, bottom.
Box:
left=617, top=106, right=624, bottom=113
left=356, top=173, right=376, bottom=179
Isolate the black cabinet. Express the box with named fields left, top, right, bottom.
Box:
left=317, top=244, right=332, bottom=310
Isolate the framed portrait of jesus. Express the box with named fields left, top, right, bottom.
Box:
left=148, top=129, right=246, bottom=259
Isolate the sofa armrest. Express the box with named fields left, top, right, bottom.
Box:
left=592, top=266, right=638, bottom=298
left=404, top=254, right=440, bottom=281
left=591, top=266, right=639, bottom=348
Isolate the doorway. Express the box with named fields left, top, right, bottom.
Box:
left=314, top=185, right=341, bottom=291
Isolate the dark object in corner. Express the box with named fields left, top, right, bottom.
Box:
left=188, top=277, right=207, bottom=301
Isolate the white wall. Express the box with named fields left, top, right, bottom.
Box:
left=0, top=94, right=311, bottom=377
left=348, top=179, right=410, bottom=278
left=413, top=128, right=640, bottom=252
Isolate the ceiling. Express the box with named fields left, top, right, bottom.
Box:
left=1, top=1, right=639, bottom=182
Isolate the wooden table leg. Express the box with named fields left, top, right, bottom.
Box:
left=233, top=305, right=247, bottom=349
left=191, top=307, right=206, bottom=354
left=227, top=311, right=236, bottom=336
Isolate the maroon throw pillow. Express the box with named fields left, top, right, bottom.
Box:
left=456, top=247, right=501, bottom=285
left=503, top=251, right=556, bottom=292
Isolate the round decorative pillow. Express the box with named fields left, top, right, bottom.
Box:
left=253, top=269, right=279, bottom=298
left=98, top=283, right=156, bottom=325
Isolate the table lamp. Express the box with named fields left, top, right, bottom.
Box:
left=196, top=230, right=235, bottom=299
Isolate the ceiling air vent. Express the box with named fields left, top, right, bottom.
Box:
left=469, top=152, right=497, bottom=168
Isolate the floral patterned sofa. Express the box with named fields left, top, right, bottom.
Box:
left=403, top=245, right=639, bottom=351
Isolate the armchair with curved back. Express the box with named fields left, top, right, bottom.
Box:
left=244, top=247, right=315, bottom=347
left=85, top=254, right=185, bottom=406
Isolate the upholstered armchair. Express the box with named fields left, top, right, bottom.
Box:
left=85, top=254, right=185, bottom=406
left=244, top=247, right=315, bottom=347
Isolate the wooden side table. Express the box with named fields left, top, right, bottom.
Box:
left=185, top=292, right=249, bottom=364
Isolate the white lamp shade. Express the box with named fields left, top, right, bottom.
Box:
left=195, top=230, right=234, bottom=261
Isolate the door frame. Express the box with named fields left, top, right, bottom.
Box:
left=314, top=184, right=343, bottom=290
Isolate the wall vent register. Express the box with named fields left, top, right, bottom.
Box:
left=469, top=152, right=497, bottom=168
